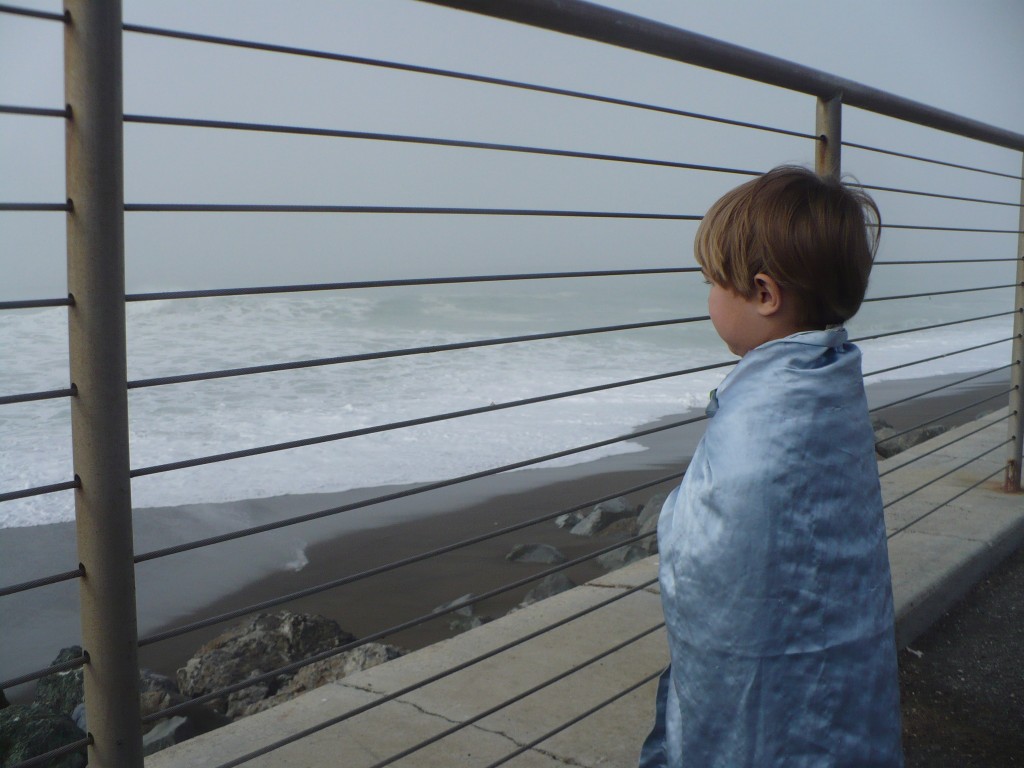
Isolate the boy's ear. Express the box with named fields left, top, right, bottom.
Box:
left=752, top=273, right=783, bottom=316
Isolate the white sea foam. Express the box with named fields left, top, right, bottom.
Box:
left=1, top=279, right=1015, bottom=528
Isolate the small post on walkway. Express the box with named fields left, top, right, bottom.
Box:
left=65, top=1, right=144, bottom=765
left=1006, top=152, right=1024, bottom=492
left=815, top=94, right=842, bottom=180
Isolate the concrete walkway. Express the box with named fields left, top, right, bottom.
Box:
left=147, top=409, right=1023, bottom=768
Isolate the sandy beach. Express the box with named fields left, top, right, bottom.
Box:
left=1, top=370, right=1013, bottom=701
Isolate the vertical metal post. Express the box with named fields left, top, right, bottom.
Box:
left=64, top=1, right=144, bottom=766
left=1006, top=152, right=1024, bottom=492
left=815, top=94, right=842, bottom=180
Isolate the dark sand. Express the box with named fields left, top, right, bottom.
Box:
left=1, top=370, right=1013, bottom=701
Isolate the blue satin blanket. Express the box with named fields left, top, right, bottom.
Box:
left=641, top=328, right=903, bottom=767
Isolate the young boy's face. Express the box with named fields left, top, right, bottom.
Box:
left=706, top=279, right=764, bottom=357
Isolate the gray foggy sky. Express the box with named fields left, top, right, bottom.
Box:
left=1, top=1, right=1022, bottom=300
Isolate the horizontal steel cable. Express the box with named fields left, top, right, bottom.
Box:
left=854, top=181, right=1021, bottom=209
left=121, top=23, right=814, bottom=141
left=862, top=283, right=1018, bottom=304
left=125, top=113, right=762, bottom=179
left=0, top=651, right=86, bottom=692
left=842, top=140, right=1023, bottom=181
left=213, top=576, right=660, bottom=768
left=484, top=669, right=664, bottom=768
left=863, top=336, right=1017, bottom=379
left=886, top=464, right=1008, bottom=540
left=879, top=411, right=1014, bottom=479
left=0, top=104, right=68, bottom=118
left=879, top=223, right=1022, bottom=234
left=129, top=361, right=731, bottom=478
left=874, top=258, right=1021, bottom=265
left=0, top=202, right=68, bottom=212
left=0, top=565, right=84, bottom=599
left=0, top=477, right=79, bottom=505
left=883, top=438, right=1011, bottom=510
left=124, top=203, right=702, bottom=219
left=0, top=3, right=64, bottom=21
left=124, top=268, right=700, bottom=302
left=0, top=386, right=76, bottom=406
left=138, top=471, right=681, bottom=647
left=128, top=316, right=708, bottom=389
left=875, top=388, right=1015, bottom=449
left=869, top=364, right=1014, bottom=414
left=0, top=296, right=71, bottom=310
left=122, top=202, right=1024, bottom=234
left=144, top=530, right=655, bottom=723
left=134, top=412, right=710, bottom=563
left=9, top=736, right=92, bottom=768
left=368, top=622, right=665, bottom=768
left=850, top=310, right=1017, bottom=344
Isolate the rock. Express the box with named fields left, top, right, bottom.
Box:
left=0, top=702, right=87, bottom=768
left=33, top=647, right=84, bottom=718
left=177, top=611, right=354, bottom=719
left=519, top=574, right=576, bottom=608
left=876, top=424, right=948, bottom=458
left=637, top=491, right=669, bottom=533
left=432, top=593, right=474, bottom=614
left=506, top=543, right=567, bottom=564
left=597, top=543, right=651, bottom=572
left=597, top=517, right=638, bottom=537
left=570, top=498, right=638, bottom=536
left=432, top=594, right=491, bottom=634
left=554, top=511, right=584, bottom=529
left=142, top=715, right=190, bottom=756
left=240, top=643, right=404, bottom=717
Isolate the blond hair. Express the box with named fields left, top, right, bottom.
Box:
left=694, top=166, right=881, bottom=327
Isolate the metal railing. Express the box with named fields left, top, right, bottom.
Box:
left=1, top=1, right=1022, bottom=766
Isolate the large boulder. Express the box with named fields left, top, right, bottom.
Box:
left=875, top=424, right=948, bottom=459
left=506, top=543, right=567, bottom=564
left=432, top=594, right=492, bottom=634
left=177, top=611, right=354, bottom=719
left=570, top=498, right=638, bottom=537
left=33, top=647, right=84, bottom=717
left=597, top=543, right=651, bottom=571
left=240, top=643, right=404, bottom=717
left=518, top=573, right=576, bottom=608
left=0, top=702, right=87, bottom=768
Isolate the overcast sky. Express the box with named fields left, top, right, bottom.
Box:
left=1, top=0, right=1022, bottom=300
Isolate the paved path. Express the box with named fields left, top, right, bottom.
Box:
left=900, top=539, right=1024, bottom=767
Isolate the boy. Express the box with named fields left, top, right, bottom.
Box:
left=640, top=166, right=903, bottom=766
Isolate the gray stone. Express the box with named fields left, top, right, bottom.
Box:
left=637, top=491, right=669, bottom=532
left=597, top=543, right=651, bottom=572
left=33, top=647, right=85, bottom=718
left=0, top=702, right=87, bottom=768
left=506, top=543, right=567, bottom=564
left=876, top=424, right=948, bottom=458
left=519, top=573, right=576, bottom=608
left=570, top=498, right=638, bottom=537
left=177, top=611, right=353, bottom=719
left=240, top=643, right=404, bottom=717
left=554, top=511, right=585, bottom=529
left=432, top=594, right=492, bottom=634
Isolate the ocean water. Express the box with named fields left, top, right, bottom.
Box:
left=0, top=275, right=1016, bottom=529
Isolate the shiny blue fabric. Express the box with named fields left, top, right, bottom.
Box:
left=642, top=328, right=903, bottom=767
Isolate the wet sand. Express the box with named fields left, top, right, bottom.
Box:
left=1, top=370, right=1013, bottom=700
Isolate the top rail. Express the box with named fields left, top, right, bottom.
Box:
left=420, top=0, right=1024, bottom=152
